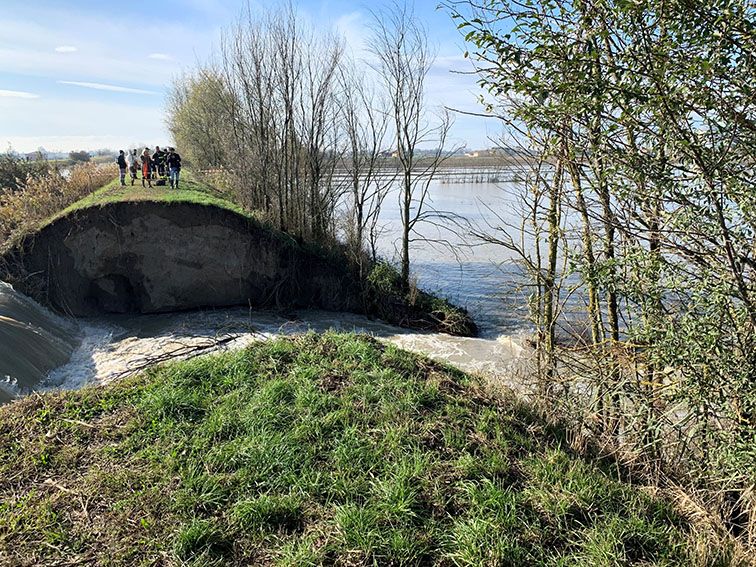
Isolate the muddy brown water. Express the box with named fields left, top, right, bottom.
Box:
left=0, top=282, right=532, bottom=403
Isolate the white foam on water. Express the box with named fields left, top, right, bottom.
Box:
left=0, top=374, right=24, bottom=399
left=35, top=307, right=531, bottom=395
left=43, top=321, right=122, bottom=390
left=4, top=280, right=533, bottom=401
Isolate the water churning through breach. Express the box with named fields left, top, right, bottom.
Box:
left=0, top=282, right=80, bottom=403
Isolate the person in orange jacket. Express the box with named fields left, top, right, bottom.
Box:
left=140, top=148, right=152, bottom=188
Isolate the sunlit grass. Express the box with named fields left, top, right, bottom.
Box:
left=0, top=333, right=731, bottom=565
left=51, top=170, right=248, bottom=223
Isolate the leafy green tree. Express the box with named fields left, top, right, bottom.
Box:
left=167, top=72, right=230, bottom=172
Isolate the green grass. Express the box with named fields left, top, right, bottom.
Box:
left=48, top=170, right=249, bottom=225
left=36, top=170, right=310, bottom=260
left=0, top=333, right=737, bottom=566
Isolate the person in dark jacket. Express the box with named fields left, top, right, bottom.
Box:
left=152, top=146, right=165, bottom=178
left=116, top=150, right=127, bottom=186
left=166, top=147, right=182, bottom=189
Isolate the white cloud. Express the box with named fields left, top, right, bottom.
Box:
left=58, top=81, right=159, bottom=95
left=1, top=97, right=171, bottom=152
left=0, top=2, right=490, bottom=150
left=434, top=54, right=470, bottom=68
left=0, top=14, right=220, bottom=88
left=0, top=89, right=39, bottom=99
left=54, top=45, right=78, bottom=53
left=334, top=12, right=367, bottom=56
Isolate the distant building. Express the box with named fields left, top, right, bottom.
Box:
left=464, top=147, right=532, bottom=159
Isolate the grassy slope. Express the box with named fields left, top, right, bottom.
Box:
left=0, top=333, right=733, bottom=566
left=49, top=171, right=248, bottom=224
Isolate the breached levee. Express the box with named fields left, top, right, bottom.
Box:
left=0, top=201, right=362, bottom=316
left=0, top=200, right=496, bottom=404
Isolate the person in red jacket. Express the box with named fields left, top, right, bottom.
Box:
left=140, top=148, right=152, bottom=188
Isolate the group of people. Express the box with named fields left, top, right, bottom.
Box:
left=116, top=146, right=182, bottom=189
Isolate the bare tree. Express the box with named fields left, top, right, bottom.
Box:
left=172, top=5, right=347, bottom=243
left=368, top=2, right=454, bottom=290
left=338, top=64, right=395, bottom=278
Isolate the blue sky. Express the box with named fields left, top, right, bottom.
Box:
left=0, top=0, right=499, bottom=153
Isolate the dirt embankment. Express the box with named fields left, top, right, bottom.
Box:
left=0, top=201, right=362, bottom=316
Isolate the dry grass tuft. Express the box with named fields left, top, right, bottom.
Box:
left=0, top=162, right=114, bottom=250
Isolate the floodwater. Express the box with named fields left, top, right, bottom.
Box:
left=1, top=175, right=539, bottom=403
left=373, top=176, right=534, bottom=337
left=0, top=282, right=80, bottom=403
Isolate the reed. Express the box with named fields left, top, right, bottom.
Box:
left=0, top=162, right=114, bottom=250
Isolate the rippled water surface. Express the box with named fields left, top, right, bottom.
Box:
left=375, top=177, right=533, bottom=337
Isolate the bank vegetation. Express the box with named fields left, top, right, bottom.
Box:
left=0, top=158, right=113, bottom=252
left=446, top=0, right=756, bottom=554
left=0, top=333, right=736, bottom=565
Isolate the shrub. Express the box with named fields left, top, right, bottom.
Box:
left=68, top=150, right=90, bottom=163
left=0, top=152, right=51, bottom=195
left=365, top=261, right=477, bottom=336
left=366, top=261, right=403, bottom=297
